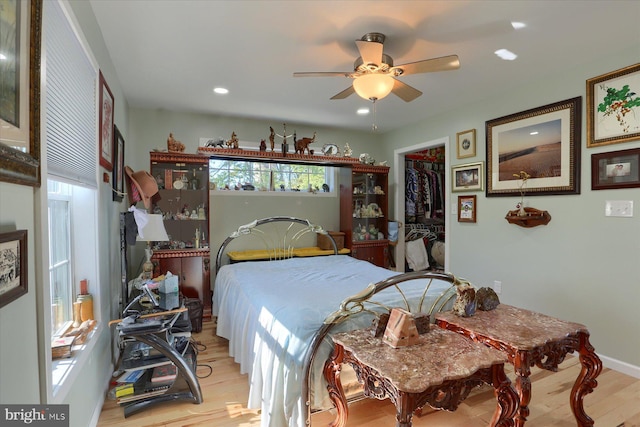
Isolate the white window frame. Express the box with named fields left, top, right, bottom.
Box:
left=36, top=0, right=102, bottom=403
left=209, top=158, right=337, bottom=196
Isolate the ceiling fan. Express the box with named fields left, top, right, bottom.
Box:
left=293, top=32, right=460, bottom=102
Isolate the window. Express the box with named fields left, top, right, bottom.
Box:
left=209, top=159, right=335, bottom=193
left=41, top=0, right=99, bottom=400
left=48, top=181, right=72, bottom=337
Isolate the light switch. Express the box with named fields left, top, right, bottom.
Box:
left=605, top=200, right=633, bottom=217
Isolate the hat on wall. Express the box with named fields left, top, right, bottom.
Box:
left=124, top=166, right=159, bottom=210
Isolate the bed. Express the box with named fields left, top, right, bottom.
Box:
left=213, top=217, right=461, bottom=427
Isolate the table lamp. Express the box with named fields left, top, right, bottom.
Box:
left=136, top=214, right=169, bottom=280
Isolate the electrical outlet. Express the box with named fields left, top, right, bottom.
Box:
left=493, top=280, right=502, bottom=294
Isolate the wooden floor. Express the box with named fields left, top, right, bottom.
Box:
left=97, top=319, right=640, bottom=427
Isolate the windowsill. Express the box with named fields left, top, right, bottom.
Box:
left=50, top=324, right=102, bottom=402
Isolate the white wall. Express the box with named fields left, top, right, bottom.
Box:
left=381, top=46, right=640, bottom=370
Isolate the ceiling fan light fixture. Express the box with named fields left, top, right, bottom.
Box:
left=353, top=74, right=394, bottom=101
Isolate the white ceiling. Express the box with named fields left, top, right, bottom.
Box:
left=89, top=1, right=640, bottom=133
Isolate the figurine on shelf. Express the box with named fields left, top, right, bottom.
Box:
left=343, top=143, right=353, bottom=157
left=513, top=170, right=531, bottom=217
left=205, top=137, right=224, bottom=148
left=226, top=132, right=239, bottom=149
left=259, top=139, right=267, bottom=151
left=269, top=127, right=275, bottom=151
left=294, top=131, right=316, bottom=155
left=167, top=133, right=185, bottom=152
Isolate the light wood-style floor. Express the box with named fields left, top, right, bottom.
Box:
left=97, top=319, right=640, bottom=427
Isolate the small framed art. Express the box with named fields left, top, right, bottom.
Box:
left=456, top=129, right=476, bottom=159
left=99, top=71, right=115, bottom=171
left=457, top=195, right=477, bottom=223
left=591, top=147, right=640, bottom=190
left=586, top=63, right=640, bottom=148
left=0, top=230, right=28, bottom=309
left=452, top=161, right=483, bottom=192
left=112, top=125, right=125, bottom=202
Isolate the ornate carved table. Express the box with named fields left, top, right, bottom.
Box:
left=435, top=304, right=602, bottom=427
left=325, top=327, right=518, bottom=427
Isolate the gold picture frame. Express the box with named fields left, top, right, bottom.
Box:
left=486, top=97, right=581, bottom=197
left=451, top=161, right=484, bottom=192
left=0, top=0, right=43, bottom=187
left=586, top=63, right=640, bottom=148
left=456, top=129, right=476, bottom=159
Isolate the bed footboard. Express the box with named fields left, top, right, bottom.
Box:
left=302, top=270, right=464, bottom=425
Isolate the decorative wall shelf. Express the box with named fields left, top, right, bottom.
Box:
left=505, top=207, right=551, bottom=228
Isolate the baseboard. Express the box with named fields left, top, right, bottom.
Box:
left=599, top=354, right=640, bottom=379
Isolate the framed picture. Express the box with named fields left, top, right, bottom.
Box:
left=99, top=71, right=115, bottom=171
left=457, top=195, right=477, bottom=223
left=0, top=0, right=42, bottom=187
left=452, top=162, right=483, bottom=192
left=586, top=63, right=640, bottom=148
left=112, top=125, right=125, bottom=202
left=0, top=230, right=28, bottom=309
left=591, top=147, right=640, bottom=190
left=486, top=97, right=581, bottom=197
left=456, top=129, right=476, bottom=159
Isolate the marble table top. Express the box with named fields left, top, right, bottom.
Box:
left=332, top=327, right=507, bottom=394
left=435, top=304, right=589, bottom=350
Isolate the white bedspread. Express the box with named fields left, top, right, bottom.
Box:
left=213, top=255, right=452, bottom=427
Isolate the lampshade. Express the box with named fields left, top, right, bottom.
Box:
left=136, top=214, right=169, bottom=242
left=353, top=74, right=394, bottom=101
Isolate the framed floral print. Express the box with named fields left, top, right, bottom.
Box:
left=586, top=63, right=640, bottom=148
left=99, top=71, right=114, bottom=171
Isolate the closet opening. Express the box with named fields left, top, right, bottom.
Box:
left=404, top=149, right=446, bottom=272
left=393, top=136, right=450, bottom=273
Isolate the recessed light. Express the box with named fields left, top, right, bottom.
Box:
left=213, top=87, right=228, bottom=94
left=494, top=49, right=517, bottom=61
left=357, top=108, right=370, bottom=115
left=530, top=131, right=539, bottom=135
left=511, top=22, right=526, bottom=30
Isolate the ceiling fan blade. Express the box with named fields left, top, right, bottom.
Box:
left=392, top=55, right=460, bottom=76
left=293, top=71, right=354, bottom=78
left=355, top=39, right=383, bottom=65
left=392, top=79, right=422, bottom=102
left=330, top=86, right=355, bottom=100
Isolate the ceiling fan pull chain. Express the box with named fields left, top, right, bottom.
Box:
left=371, top=99, right=378, bottom=132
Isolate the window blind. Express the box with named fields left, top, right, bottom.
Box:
left=44, top=1, right=97, bottom=187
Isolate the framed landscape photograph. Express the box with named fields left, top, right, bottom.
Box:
left=586, top=63, right=640, bottom=148
left=486, top=97, right=581, bottom=197
left=456, top=129, right=476, bottom=159
left=0, top=230, right=28, bottom=309
left=452, top=161, right=483, bottom=192
left=99, top=71, right=114, bottom=171
left=457, top=195, right=477, bottom=223
left=0, top=0, right=42, bottom=187
left=591, top=147, right=640, bottom=190
left=112, top=125, right=125, bottom=202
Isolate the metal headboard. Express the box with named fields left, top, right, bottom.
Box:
left=214, top=216, right=338, bottom=273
